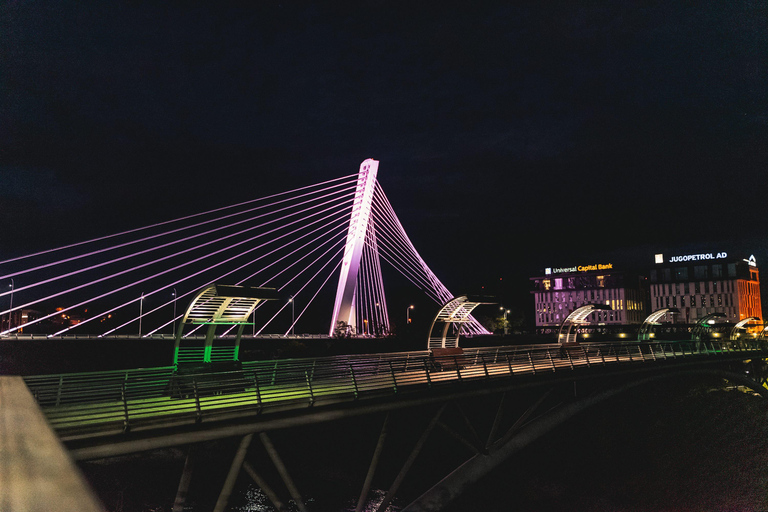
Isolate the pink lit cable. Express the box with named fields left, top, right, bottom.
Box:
left=7, top=200, right=354, bottom=336
left=92, top=208, right=353, bottom=337
left=372, top=188, right=454, bottom=299
left=0, top=183, right=357, bottom=297
left=139, top=214, right=351, bottom=337
left=374, top=186, right=489, bottom=334
left=282, top=255, right=345, bottom=337
left=256, top=243, right=346, bottom=335
left=149, top=220, right=350, bottom=338
left=0, top=174, right=357, bottom=270
left=148, top=221, right=350, bottom=338
left=0, top=192, right=355, bottom=322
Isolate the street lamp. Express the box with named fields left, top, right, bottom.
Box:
left=407, top=305, right=414, bottom=324
left=500, top=306, right=510, bottom=335
left=139, top=293, right=144, bottom=337
left=288, top=296, right=295, bottom=335
left=7, top=279, right=14, bottom=332
left=172, top=288, right=177, bottom=336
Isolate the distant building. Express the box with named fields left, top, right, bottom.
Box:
left=530, top=262, right=648, bottom=328
left=649, top=251, right=762, bottom=324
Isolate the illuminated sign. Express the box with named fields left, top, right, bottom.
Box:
left=657, top=252, right=727, bottom=264
left=547, top=263, right=613, bottom=274
left=745, top=255, right=757, bottom=267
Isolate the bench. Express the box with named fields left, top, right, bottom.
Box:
left=430, top=347, right=467, bottom=371
left=166, top=361, right=248, bottom=398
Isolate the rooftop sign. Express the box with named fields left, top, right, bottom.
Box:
left=654, top=252, right=727, bottom=264
left=545, top=263, right=613, bottom=275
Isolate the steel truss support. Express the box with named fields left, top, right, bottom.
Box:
left=375, top=404, right=447, bottom=512
left=260, top=432, right=307, bottom=512
left=213, top=434, right=253, bottom=512
left=242, top=461, right=287, bottom=511
left=172, top=444, right=198, bottom=512
left=403, top=369, right=768, bottom=511
left=356, top=413, right=391, bottom=512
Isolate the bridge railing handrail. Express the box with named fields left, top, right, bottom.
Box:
left=22, top=339, right=766, bottom=441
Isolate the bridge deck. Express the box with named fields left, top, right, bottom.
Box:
left=23, top=340, right=765, bottom=459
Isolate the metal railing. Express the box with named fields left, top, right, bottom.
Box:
left=23, top=340, right=765, bottom=442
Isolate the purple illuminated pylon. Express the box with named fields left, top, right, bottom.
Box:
left=329, top=159, right=380, bottom=335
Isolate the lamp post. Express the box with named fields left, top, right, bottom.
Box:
left=7, top=279, right=14, bottom=332
left=500, top=306, right=510, bottom=335
left=288, top=296, right=295, bottom=335
left=139, top=293, right=144, bottom=337
left=407, top=305, right=414, bottom=324
left=172, top=288, right=177, bottom=336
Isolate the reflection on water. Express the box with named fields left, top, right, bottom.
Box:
left=235, top=485, right=401, bottom=512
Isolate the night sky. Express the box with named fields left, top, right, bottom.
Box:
left=2, top=1, right=767, bottom=314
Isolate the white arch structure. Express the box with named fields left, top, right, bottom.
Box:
left=637, top=308, right=680, bottom=341
left=557, top=304, right=611, bottom=345
left=729, top=316, right=761, bottom=341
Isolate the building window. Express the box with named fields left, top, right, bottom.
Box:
left=694, top=266, right=707, bottom=279
left=650, top=269, right=658, bottom=282
left=712, top=265, right=722, bottom=278
left=675, top=267, right=689, bottom=280
left=663, top=268, right=672, bottom=281
left=543, top=279, right=551, bottom=290
left=728, top=263, right=737, bottom=277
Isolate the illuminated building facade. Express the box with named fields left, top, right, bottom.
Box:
left=531, top=263, right=647, bottom=327
left=649, top=251, right=762, bottom=324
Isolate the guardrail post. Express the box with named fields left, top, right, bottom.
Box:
left=55, top=375, right=63, bottom=407
left=547, top=349, right=556, bottom=371
left=121, top=382, right=130, bottom=433
left=388, top=362, right=398, bottom=393
left=271, top=360, right=278, bottom=386
left=626, top=345, right=633, bottom=362
left=480, top=355, right=490, bottom=379
left=582, top=346, right=591, bottom=367
left=422, top=359, right=432, bottom=388
left=454, top=357, right=463, bottom=382
left=528, top=352, right=536, bottom=374
left=404, top=353, right=410, bottom=372
left=505, top=353, right=513, bottom=375
left=192, top=379, right=202, bottom=423
left=493, top=347, right=500, bottom=364
left=598, top=348, right=606, bottom=366
left=649, top=343, right=657, bottom=361
left=637, top=345, right=646, bottom=362
left=349, top=364, right=360, bottom=398
left=305, top=371, right=315, bottom=406
left=252, top=372, right=262, bottom=412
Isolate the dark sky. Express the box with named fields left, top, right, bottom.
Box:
left=2, top=1, right=767, bottom=308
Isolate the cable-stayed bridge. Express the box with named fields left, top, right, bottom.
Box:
left=0, top=159, right=487, bottom=339
left=4, top=159, right=768, bottom=511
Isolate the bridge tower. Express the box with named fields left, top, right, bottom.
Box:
left=329, top=159, right=381, bottom=336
